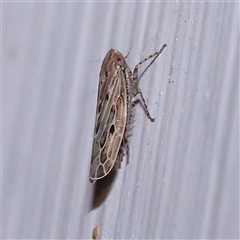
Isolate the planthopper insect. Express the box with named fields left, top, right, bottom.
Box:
left=89, top=44, right=167, bottom=183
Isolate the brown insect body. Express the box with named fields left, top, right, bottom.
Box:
left=90, top=45, right=167, bottom=183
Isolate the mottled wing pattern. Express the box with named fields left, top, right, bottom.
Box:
left=90, top=49, right=128, bottom=182
left=89, top=44, right=167, bottom=183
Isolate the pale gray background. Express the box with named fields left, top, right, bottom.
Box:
left=2, top=1, right=239, bottom=239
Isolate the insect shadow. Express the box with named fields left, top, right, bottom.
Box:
left=91, top=169, right=117, bottom=210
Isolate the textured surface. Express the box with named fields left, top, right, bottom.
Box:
left=2, top=1, right=239, bottom=239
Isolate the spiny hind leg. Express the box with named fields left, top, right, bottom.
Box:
left=114, top=134, right=129, bottom=169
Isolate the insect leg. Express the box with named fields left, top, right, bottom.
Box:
left=130, top=84, right=155, bottom=122
left=114, top=134, right=129, bottom=169
left=133, top=44, right=167, bottom=82
left=123, top=131, right=130, bottom=164
left=136, top=86, right=155, bottom=122
left=131, top=44, right=167, bottom=122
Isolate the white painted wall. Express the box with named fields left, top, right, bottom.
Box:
left=3, top=1, right=238, bottom=239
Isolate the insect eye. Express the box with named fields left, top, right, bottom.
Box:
left=113, top=53, right=124, bottom=66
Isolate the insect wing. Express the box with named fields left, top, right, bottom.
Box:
left=90, top=50, right=127, bottom=182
